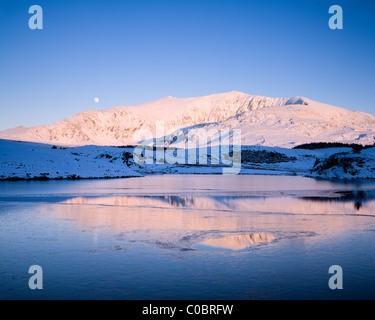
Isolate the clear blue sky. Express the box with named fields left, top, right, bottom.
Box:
left=0, top=0, right=374, bottom=130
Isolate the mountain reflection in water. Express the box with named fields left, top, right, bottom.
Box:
left=61, top=191, right=375, bottom=216
left=2, top=175, right=375, bottom=300
left=300, top=190, right=375, bottom=211
left=52, top=191, right=375, bottom=249
left=194, top=233, right=276, bottom=251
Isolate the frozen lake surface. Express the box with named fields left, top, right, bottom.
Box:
left=1, top=175, right=375, bottom=299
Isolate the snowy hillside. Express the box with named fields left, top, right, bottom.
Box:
left=309, top=147, right=375, bottom=180
left=0, top=140, right=141, bottom=180
left=1, top=139, right=373, bottom=180
left=1, top=91, right=374, bottom=148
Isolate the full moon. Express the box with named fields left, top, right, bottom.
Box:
left=94, top=97, right=99, bottom=103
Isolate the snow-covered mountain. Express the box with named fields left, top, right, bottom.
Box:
left=1, top=91, right=374, bottom=148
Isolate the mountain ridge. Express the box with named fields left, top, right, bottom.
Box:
left=1, top=91, right=374, bottom=148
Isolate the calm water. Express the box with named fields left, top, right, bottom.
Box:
left=0, top=175, right=375, bottom=300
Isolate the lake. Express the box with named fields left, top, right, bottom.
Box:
left=0, top=175, right=375, bottom=300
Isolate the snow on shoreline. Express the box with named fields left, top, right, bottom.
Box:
left=0, top=139, right=374, bottom=181
left=0, top=140, right=142, bottom=180
left=308, top=147, right=375, bottom=180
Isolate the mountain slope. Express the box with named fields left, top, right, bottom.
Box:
left=1, top=91, right=374, bottom=148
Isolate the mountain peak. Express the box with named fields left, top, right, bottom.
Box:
left=0, top=92, right=374, bottom=148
